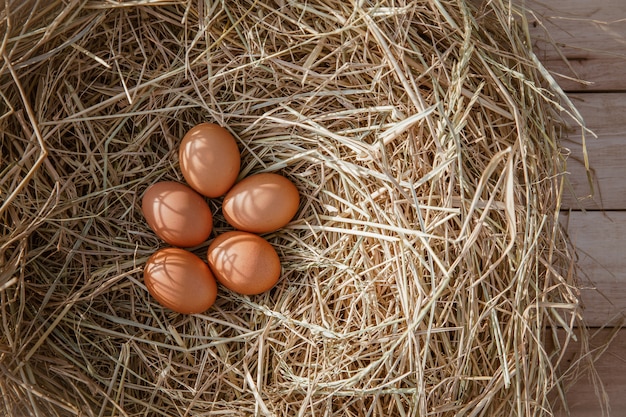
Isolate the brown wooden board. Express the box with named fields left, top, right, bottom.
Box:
left=527, top=0, right=626, bottom=92
left=538, top=58, right=626, bottom=92
left=522, top=2, right=626, bottom=415
left=552, top=328, right=626, bottom=417
left=561, top=93, right=626, bottom=210
left=561, top=211, right=626, bottom=326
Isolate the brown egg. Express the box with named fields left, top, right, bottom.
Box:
left=141, top=181, right=213, bottom=247
left=207, top=231, right=281, bottom=295
left=144, top=248, right=218, bottom=314
left=179, top=123, right=241, bottom=198
left=222, top=173, right=299, bottom=234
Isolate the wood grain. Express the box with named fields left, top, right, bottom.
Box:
left=537, top=58, right=626, bottom=92
left=529, top=0, right=626, bottom=60
left=561, top=211, right=626, bottom=326
left=527, top=0, right=626, bottom=91
left=521, top=2, right=626, bottom=416
left=552, top=328, right=626, bottom=417
left=560, top=93, right=626, bottom=210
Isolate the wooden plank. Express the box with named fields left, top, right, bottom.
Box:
left=527, top=0, right=626, bottom=60
left=537, top=58, right=626, bottom=92
left=560, top=93, right=626, bottom=210
left=552, top=328, right=626, bottom=417
left=561, top=211, right=626, bottom=326
left=526, top=0, right=626, bottom=91
left=528, top=0, right=626, bottom=61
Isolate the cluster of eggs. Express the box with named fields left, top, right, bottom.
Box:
left=141, top=123, right=299, bottom=314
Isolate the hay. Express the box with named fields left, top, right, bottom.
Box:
left=0, top=0, right=591, bottom=416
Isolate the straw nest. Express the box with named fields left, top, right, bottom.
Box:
left=1, top=0, right=590, bottom=416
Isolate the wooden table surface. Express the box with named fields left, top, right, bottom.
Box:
left=527, top=0, right=626, bottom=415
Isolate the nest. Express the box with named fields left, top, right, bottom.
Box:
left=1, top=1, right=590, bottom=416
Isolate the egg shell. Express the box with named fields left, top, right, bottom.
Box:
left=207, top=231, right=281, bottom=295
left=141, top=181, right=213, bottom=247
left=222, top=173, right=299, bottom=234
left=179, top=123, right=241, bottom=198
left=144, top=248, right=218, bottom=314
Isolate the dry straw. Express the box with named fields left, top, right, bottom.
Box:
left=0, top=0, right=595, bottom=416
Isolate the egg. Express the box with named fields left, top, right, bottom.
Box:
left=207, top=231, right=281, bottom=295
left=179, top=123, right=241, bottom=198
left=222, top=173, right=299, bottom=234
left=141, top=181, right=213, bottom=247
left=144, top=248, right=218, bottom=314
